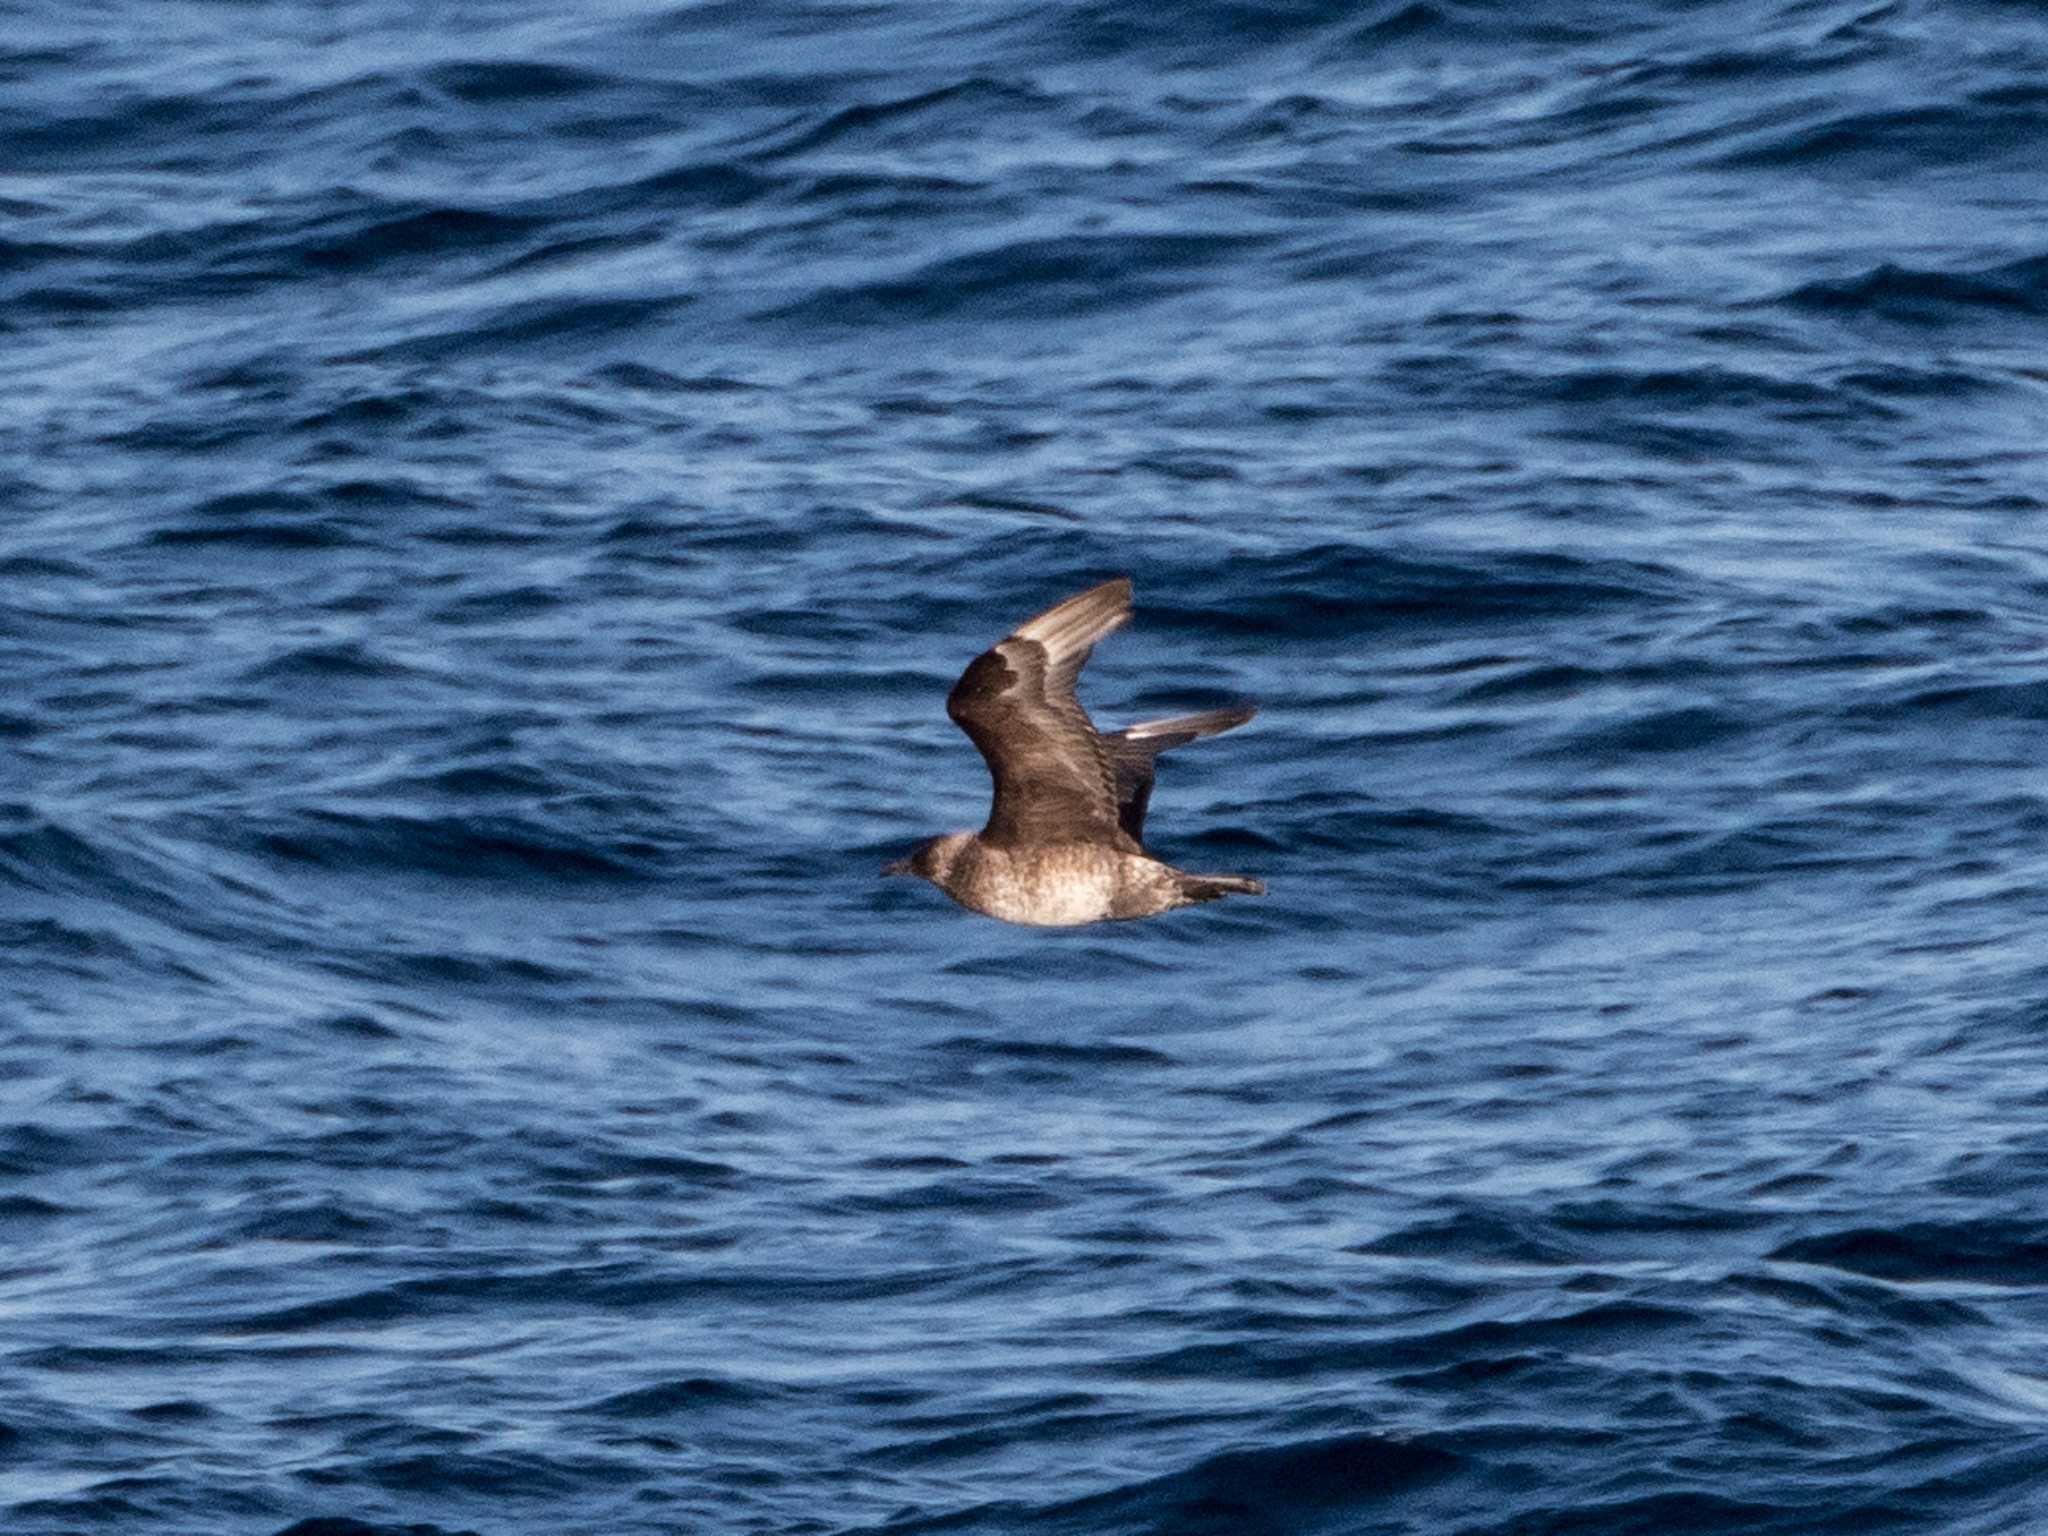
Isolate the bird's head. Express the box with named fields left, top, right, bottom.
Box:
left=882, top=832, right=969, bottom=885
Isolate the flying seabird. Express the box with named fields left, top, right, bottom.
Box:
left=884, top=577, right=1264, bottom=926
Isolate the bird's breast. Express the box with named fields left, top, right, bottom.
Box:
left=950, top=841, right=1128, bottom=927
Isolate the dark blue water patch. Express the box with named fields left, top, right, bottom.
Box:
left=129, top=1398, right=216, bottom=1422
left=1714, top=98, right=2048, bottom=176
left=0, top=235, right=79, bottom=275
left=860, top=1431, right=1466, bottom=1536
left=1324, top=2, right=1459, bottom=50
left=578, top=1375, right=792, bottom=1417
left=232, top=809, right=664, bottom=884
left=1513, top=364, right=1846, bottom=416
left=595, top=154, right=784, bottom=215
left=929, top=1036, right=1177, bottom=1068
left=833, top=1176, right=1068, bottom=1216
left=857, top=1392, right=1131, bottom=1471
left=0, top=816, right=152, bottom=901
left=0, top=86, right=248, bottom=168
left=375, top=762, right=567, bottom=801
left=1453, top=662, right=1605, bottom=702
left=288, top=386, right=447, bottom=434
left=322, top=946, right=591, bottom=991
left=149, top=520, right=368, bottom=553
left=1108, top=1299, right=1695, bottom=1384
left=749, top=77, right=1053, bottom=161
left=1352, top=1208, right=1577, bottom=1266
left=1458, top=1490, right=1826, bottom=1536
left=428, top=585, right=570, bottom=625
left=1776, top=252, right=2048, bottom=324
left=1836, top=365, right=2010, bottom=401
left=1018, top=0, right=1367, bottom=70
left=224, top=1201, right=407, bottom=1246
left=1139, top=544, right=1691, bottom=639
left=239, top=642, right=420, bottom=684
left=1738, top=1265, right=1991, bottom=1333
left=1540, top=703, right=1751, bottom=759
left=308, top=1447, right=635, bottom=1498
left=0, top=1125, right=107, bottom=1179
left=332, top=292, right=696, bottom=364
left=162, top=204, right=549, bottom=287
left=0, top=915, right=148, bottom=965
left=1770, top=1221, right=2048, bottom=1285
left=0, top=1192, right=81, bottom=1221
left=759, top=232, right=1273, bottom=328
left=422, top=60, right=624, bottom=105
left=583, top=361, right=761, bottom=396
left=1870, top=679, right=2048, bottom=724
left=311, top=1010, right=405, bottom=1042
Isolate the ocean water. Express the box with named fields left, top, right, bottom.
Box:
left=6, top=1, right=2048, bottom=1532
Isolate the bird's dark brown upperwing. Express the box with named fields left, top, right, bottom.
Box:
left=1104, top=704, right=1257, bottom=843
left=945, top=578, right=1135, bottom=850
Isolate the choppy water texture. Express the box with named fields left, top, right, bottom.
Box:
left=7, top=1, right=2048, bottom=1532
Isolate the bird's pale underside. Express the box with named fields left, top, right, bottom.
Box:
left=885, top=578, right=1263, bottom=926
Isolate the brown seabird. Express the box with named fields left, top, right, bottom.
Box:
left=884, top=577, right=1264, bottom=925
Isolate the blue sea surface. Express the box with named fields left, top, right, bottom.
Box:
left=6, top=1, right=2048, bottom=1532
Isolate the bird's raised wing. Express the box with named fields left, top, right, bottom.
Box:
left=946, top=578, right=1134, bottom=849
left=1105, top=704, right=1256, bottom=843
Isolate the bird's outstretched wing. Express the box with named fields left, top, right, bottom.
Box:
left=1104, top=705, right=1256, bottom=843
left=946, top=578, right=1133, bottom=849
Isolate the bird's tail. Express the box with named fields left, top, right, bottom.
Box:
left=1176, top=872, right=1266, bottom=904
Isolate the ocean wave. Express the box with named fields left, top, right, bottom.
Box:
left=759, top=232, right=1269, bottom=327
left=273, top=1517, right=483, bottom=1536
left=857, top=1431, right=1466, bottom=1536
left=332, top=292, right=695, bottom=363
left=1771, top=1221, right=2048, bottom=1285
left=234, top=808, right=664, bottom=883
left=1777, top=252, right=2048, bottom=323
left=1717, top=98, right=2048, bottom=175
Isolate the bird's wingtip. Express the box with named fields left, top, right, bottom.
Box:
left=1010, top=577, right=1134, bottom=648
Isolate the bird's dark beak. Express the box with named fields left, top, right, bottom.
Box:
left=881, top=856, right=913, bottom=877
